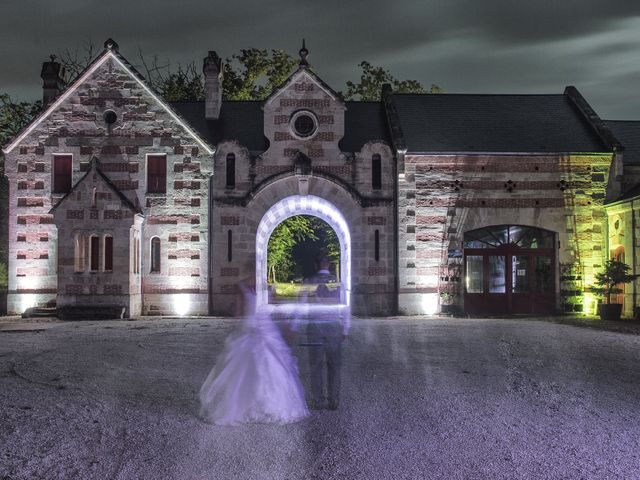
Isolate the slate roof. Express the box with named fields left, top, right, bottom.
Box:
left=171, top=100, right=392, bottom=154
left=605, top=120, right=640, bottom=166
left=340, top=101, right=391, bottom=152
left=387, top=93, right=611, bottom=154
left=170, top=101, right=268, bottom=152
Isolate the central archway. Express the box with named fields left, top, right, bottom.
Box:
left=255, top=195, right=351, bottom=308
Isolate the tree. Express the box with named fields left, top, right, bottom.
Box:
left=267, top=216, right=318, bottom=283
left=0, top=94, right=42, bottom=148
left=222, top=49, right=298, bottom=101
left=591, top=259, right=637, bottom=305
left=344, top=61, right=442, bottom=101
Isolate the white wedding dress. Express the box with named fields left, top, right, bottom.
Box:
left=199, top=284, right=309, bottom=425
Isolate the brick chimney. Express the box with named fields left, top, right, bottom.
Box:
left=203, top=51, right=223, bottom=120
left=40, top=55, right=66, bottom=106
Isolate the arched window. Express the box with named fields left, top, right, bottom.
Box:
left=150, top=237, right=161, bottom=273
left=89, top=235, right=100, bottom=272
left=226, top=153, right=236, bottom=189
left=74, top=234, right=85, bottom=272
left=227, top=230, right=233, bottom=262
left=372, top=154, right=382, bottom=190
left=104, top=235, right=113, bottom=272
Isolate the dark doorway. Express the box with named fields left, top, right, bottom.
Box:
left=464, top=225, right=556, bottom=314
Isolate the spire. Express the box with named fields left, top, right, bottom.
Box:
left=299, top=38, right=309, bottom=67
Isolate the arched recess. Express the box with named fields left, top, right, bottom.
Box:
left=255, top=195, right=351, bottom=308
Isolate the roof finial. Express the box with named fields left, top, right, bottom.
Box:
left=104, top=38, right=119, bottom=51
left=299, top=38, right=309, bottom=67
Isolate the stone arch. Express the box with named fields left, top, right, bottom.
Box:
left=255, top=194, right=351, bottom=308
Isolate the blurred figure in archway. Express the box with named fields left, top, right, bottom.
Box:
left=302, top=257, right=350, bottom=410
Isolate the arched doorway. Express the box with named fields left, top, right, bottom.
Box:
left=255, top=195, right=351, bottom=308
left=464, top=225, right=556, bottom=314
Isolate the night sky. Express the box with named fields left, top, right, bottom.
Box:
left=2, top=0, right=640, bottom=119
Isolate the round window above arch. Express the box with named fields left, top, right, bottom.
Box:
left=290, top=110, right=318, bottom=139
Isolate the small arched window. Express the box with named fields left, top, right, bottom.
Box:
left=104, top=235, right=113, bottom=272
left=89, top=235, right=100, bottom=272
left=132, top=235, right=140, bottom=274
left=372, top=154, right=382, bottom=190
left=226, top=153, right=236, bottom=189
left=151, top=237, right=161, bottom=273
left=74, top=234, right=85, bottom=272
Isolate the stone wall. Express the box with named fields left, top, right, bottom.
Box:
left=210, top=69, right=395, bottom=316
left=4, top=53, right=212, bottom=315
left=398, top=153, right=613, bottom=314
left=52, top=165, right=141, bottom=314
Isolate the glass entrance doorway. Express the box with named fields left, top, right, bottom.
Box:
left=464, top=225, right=556, bottom=314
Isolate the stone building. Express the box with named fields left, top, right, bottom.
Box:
left=3, top=39, right=640, bottom=317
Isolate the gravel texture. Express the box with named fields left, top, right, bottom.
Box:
left=1, top=315, right=640, bottom=479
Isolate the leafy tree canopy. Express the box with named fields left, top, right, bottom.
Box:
left=0, top=94, right=42, bottom=149
left=343, top=61, right=441, bottom=101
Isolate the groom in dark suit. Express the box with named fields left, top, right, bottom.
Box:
left=304, top=257, right=349, bottom=410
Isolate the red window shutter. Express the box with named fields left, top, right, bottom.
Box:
left=90, top=236, right=100, bottom=271
left=104, top=236, right=113, bottom=271
left=147, top=155, right=166, bottom=193
left=53, top=155, right=72, bottom=193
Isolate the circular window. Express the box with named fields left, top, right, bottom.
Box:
left=103, top=110, right=117, bottom=125
left=290, top=111, right=317, bottom=139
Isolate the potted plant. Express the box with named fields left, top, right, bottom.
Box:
left=439, top=289, right=457, bottom=314
left=591, top=259, right=637, bottom=321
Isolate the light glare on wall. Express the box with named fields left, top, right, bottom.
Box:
left=20, top=294, right=37, bottom=314
left=173, top=294, right=191, bottom=316
left=582, top=292, right=597, bottom=316
left=421, top=293, right=439, bottom=315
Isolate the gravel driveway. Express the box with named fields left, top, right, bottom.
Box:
left=1, top=316, right=639, bottom=479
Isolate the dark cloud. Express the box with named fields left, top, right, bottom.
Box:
left=1, top=0, right=640, bottom=119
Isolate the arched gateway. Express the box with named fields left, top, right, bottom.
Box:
left=255, top=195, right=351, bottom=308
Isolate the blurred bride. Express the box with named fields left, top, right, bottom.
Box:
left=199, top=264, right=309, bottom=425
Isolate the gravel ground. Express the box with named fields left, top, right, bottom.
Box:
left=1, top=315, right=640, bottom=480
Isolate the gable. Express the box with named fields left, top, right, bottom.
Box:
left=3, top=43, right=213, bottom=155
left=51, top=159, right=141, bottom=216
left=264, top=68, right=345, bottom=108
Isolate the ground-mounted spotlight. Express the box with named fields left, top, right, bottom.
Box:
left=173, top=294, right=191, bottom=316
left=421, top=293, right=439, bottom=315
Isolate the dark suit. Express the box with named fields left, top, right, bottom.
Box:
left=304, top=270, right=345, bottom=408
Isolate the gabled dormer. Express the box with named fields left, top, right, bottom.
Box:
left=262, top=41, right=346, bottom=164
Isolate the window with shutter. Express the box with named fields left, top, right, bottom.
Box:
left=147, top=155, right=167, bottom=193
left=53, top=155, right=72, bottom=193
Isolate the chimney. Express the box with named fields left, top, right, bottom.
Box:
left=40, top=55, right=66, bottom=106
left=203, top=51, right=223, bottom=120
